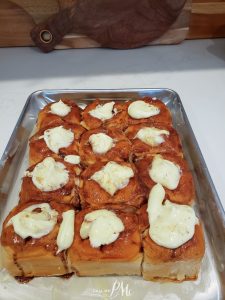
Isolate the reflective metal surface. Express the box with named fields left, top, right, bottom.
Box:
left=0, top=89, right=224, bottom=300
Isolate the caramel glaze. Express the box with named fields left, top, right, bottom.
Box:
left=70, top=208, right=141, bottom=261
left=59, top=251, right=69, bottom=274
left=137, top=204, right=149, bottom=234
left=81, top=99, right=128, bottom=130
left=135, top=153, right=195, bottom=205
left=125, top=97, right=172, bottom=126
left=19, top=158, right=80, bottom=207
left=138, top=204, right=205, bottom=263
left=1, top=201, right=74, bottom=269
left=80, top=160, right=146, bottom=209
left=36, top=99, right=82, bottom=131
left=60, top=272, right=74, bottom=279
left=15, top=276, right=34, bottom=284
left=15, top=267, right=74, bottom=284
left=79, top=127, right=132, bottom=166
left=15, top=272, right=74, bottom=283
left=125, top=122, right=182, bottom=158
left=29, top=120, right=86, bottom=166
left=13, top=253, right=25, bottom=277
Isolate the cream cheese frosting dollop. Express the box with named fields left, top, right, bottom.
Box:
left=6, top=203, right=58, bottom=239
left=147, top=184, right=198, bottom=249
left=64, top=155, right=80, bottom=164
left=80, top=209, right=124, bottom=248
left=43, top=126, right=74, bottom=154
left=89, top=102, right=116, bottom=121
left=89, top=133, right=114, bottom=154
left=136, top=127, right=169, bottom=146
left=91, top=161, right=134, bottom=196
left=128, top=100, right=160, bottom=119
left=30, top=157, right=69, bottom=192
left=149, top=155, right=181, bottom=190
left=50, top=100, right=71, bottom=117
left=56, top=210, right=75, bottom=254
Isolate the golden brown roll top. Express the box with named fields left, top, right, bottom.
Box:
left=36, top=99, right=82, bottom=131
left=135, top=153, right=195, bottom=205
left=125, top=123, right=182, bottom=158
left=80, top=160, right=145, bottom=209
left=20, top=157, right=81, bottom=207
left=70, top=208, right=141, bottom=260
left=125, top=97, right=172, bottom=126
left=1, top=201, right=75, bottom=277
left=138, top=183, right=205, bottom=282
left=143, top=224, right=205, bottom=264
left=81, top=100, right=128, bottom=130
left=79, top=127, right=132, bottom=166
left=29, top=121, right=85, bottom=166
left=68, top=208, right=142, bottom=276
left=138, top=202, right=204, bottom=264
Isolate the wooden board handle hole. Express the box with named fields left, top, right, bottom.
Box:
left=40, top=30, right=53, bottom=43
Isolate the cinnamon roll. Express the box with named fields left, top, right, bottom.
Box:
left=1, top=201, right=75, bottom=277
left=79, top=127, right=132, bottom=165
left=81, top=99, right=127, bottom=130
left=135, top=153, right=195, bottom=205
left=36, top=99, right=82, bottom=131
left=68, top=208, right=142, bottom=276
left=125, top=123, right=182, bottom=158
left=138, top=184, right=204, bottom=281
left=80, top=160, right=145, bottom=209
left=125, top=97, right=172, bottom=126
left=29, top=121, right=85, bottom=166
left=20, top=157, right=81, bottom=207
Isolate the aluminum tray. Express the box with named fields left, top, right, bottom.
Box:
left=0, top=89, right=224, bottom=300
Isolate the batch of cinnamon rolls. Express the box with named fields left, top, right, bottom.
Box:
left=1, top=97, right=205, bottom=282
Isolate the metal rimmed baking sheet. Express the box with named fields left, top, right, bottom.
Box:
left=0, top=89, right=224, bottom=300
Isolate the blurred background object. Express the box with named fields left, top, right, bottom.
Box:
left=0, top=0, right=224, bottom=51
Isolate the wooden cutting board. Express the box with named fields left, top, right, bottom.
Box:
left=0, top=0, right=190, bottom=48
left=0, top=0, right=224, bottom=48
left=188, top=0, right=225, bottom=39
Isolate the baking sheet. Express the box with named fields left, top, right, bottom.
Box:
left=0, top=89, right=224, bottom=300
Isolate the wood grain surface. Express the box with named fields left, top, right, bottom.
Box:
left=0, top=0, right=224, bottom=48
left=30, top=0, right=188, bottom=52
left=188, top=0, right=225, bottom=38
left=0, top=1, right=33, bottom=47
